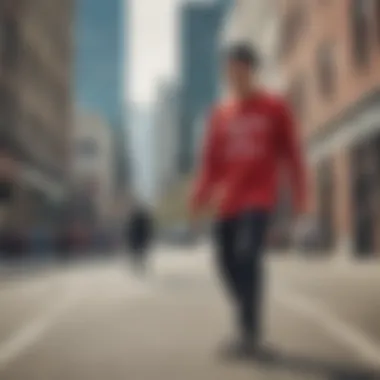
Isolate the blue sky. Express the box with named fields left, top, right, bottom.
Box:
left=75, top=0, right=125, bottom=126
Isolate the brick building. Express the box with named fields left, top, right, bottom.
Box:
left=0, top=0, right=73, bottom=230
left=278, top=0, right=380, bottom=257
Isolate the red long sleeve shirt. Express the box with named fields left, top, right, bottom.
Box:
left=191, top=91, right=307, bottom=219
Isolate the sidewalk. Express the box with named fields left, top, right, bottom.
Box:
left=181, top=241, right=380, bottom=276
left=276, top=249, right=380, bottom=266
left=0, top=253, right=96, bottom=281
left=0, top=258, right=57, bottom=282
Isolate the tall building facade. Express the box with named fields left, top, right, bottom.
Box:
left=279, top=0, right=380, bottom=257
left=75, top=0, right=128, bottom=192
left=179, top=0, right=230, bottom=173
left=128, top=106, right=155, bottom=205
left=0, top=0, right=73, bottom=229
left=70, top=111, right=116, bottom=225
left=75, top=0, right=124, bottom=126
left=153, top=81, right=180, bottom=202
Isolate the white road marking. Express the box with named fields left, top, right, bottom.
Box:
left=276, top=290, right=380, bottom=368
left=0, top=285, right=83, bottom=369
left=0, top=268, right=159, bottom=370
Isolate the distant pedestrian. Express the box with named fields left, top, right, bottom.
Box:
left=190, top=42, right=308, bottom=357
left=126, top=203, right=154, bottom=274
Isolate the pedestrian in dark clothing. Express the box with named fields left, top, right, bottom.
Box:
left=126, top=205, right=154, bottom=273
left=190, top=42, right=308, bottom=357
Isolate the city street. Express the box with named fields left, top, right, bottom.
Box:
left=0, top=247, right=380, bottom=379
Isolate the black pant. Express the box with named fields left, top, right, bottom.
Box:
left=214, top=210, right=270, bottom=341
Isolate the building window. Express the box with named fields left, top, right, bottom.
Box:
left=288, top=76, right=306, bottom=121
left=351, top=0, right=372, bottom=67
left=317, top=42, right=336, bottom=99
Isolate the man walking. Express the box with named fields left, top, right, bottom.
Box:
left=190, top=43, right=307, bottom=356
left=126, top=202, right=154, bottom=274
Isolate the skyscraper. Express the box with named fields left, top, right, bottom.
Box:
left=75, top=0, right=124, bottom=125
left=75, top=0, right=128, bottom=191
left=178, top=0, right=231, bottom=173
left=0, top=0, right=74, bottom=228
left=153, top=80, right=180, bottom=201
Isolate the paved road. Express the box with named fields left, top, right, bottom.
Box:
left=0, top=247, right=379, bottom=380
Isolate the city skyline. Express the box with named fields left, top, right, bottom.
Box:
left=129, top=0, right=231, bottom=105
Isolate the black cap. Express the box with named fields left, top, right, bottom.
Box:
left=225, top=42, right=261, bottom=69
